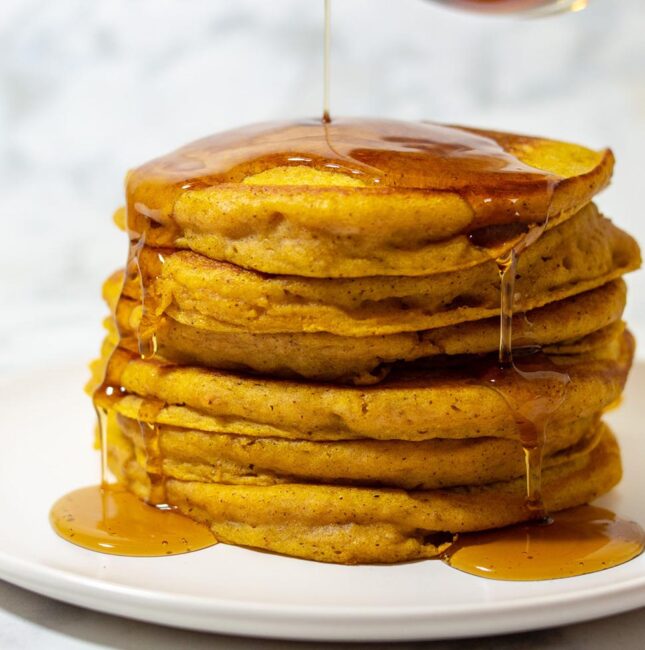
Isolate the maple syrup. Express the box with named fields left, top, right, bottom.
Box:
left=50, top=195, right=217, bottom=557
left=126, top=117, right=561, bottom=241
left=323, top=0, right=331, bottom=123
left=440, top=170, right=644, bottom=580
left=138, top=399, right=167, bottom=505
left=50, top=484, right=215, bottom=556
left=490, top=224, right=570, bottom=517
left=443, top=506, right=644, bottom=581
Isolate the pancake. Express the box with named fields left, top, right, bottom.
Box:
left=124, top=119, right=614, bottom=277
left=123, top=204, right=639, bottom=337
left=93, top=329, right=634, bottom=443
left=107, top=280, right=626, bottom=383
left=115, top=412, right=601, bottom=490
left=108, top=421, right=621, bottom=564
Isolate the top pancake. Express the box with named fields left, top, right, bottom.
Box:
left=125, top=118, right=613, bottom=277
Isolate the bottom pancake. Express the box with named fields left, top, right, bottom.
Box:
left=108, top=419, right=621, bottom=564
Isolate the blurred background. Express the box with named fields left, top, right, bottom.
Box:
left=0, top=0, right=643, bottom=373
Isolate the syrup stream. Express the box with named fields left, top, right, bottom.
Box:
left=323, top=0, right=331, bottom=123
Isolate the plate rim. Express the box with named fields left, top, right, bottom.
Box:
left=2, top=547, right=645, bottom=641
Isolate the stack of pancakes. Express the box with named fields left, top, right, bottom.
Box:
left=92, top=119, right=641, bottom=564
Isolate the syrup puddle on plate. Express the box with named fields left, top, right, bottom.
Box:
left=442, top=505, right=645, bottom=580
left=50, top=483, right=216, bottom=557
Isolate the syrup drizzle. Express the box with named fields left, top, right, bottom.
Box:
left=489, top=218, right=571, bottom=517
left=138, top=399, right=167, bottom=505
left=442, top=188, right=644, bottom=580
left=50, top=201, right=217, bottom=557
left=126, top=117, right=561, bottom=245
left=322, top=0, right=331, bottom=123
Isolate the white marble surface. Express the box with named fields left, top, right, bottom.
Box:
left=1, top=0, right=644, bottom=646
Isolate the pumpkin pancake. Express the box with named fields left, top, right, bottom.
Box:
left=92, top=329, right=634, bottom=443
left=114, top=412, right=601, bottom=490
left=123, top=118, right=613, bottom=277
left=108, top=420, right=621, bottom=564
left=121, top=204, right=639, bottom=337
left=82, top=118, right=640, bottom=567
left=106, top=279, right=626, bottom=383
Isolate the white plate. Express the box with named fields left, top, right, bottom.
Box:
left=1, top=363, right=645, bottom=642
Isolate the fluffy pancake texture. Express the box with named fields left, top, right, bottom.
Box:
left=107, top=278, right=626, bottom=384
left=125, top=119, right=614, bottom=277
left=119, top=204, right=639, bottom=337
left=115, top=412, right=601, bottom=490
left=94, top=329, right=633, bottom=443
left=108, top=417, right=621, bottom=564
left=90, top=118, right=641, bottom=564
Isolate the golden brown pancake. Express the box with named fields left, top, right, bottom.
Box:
left=93, top=329, right=634, bottom=443
left=121, top=204, right=639, bottom=337
left=108, top=419, right=621, bottom=564
left=123, top=119, right=614, bottom=277
left=106, top=280, right=626, bottom=383
left=115, top=412, right=601, bottom=490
